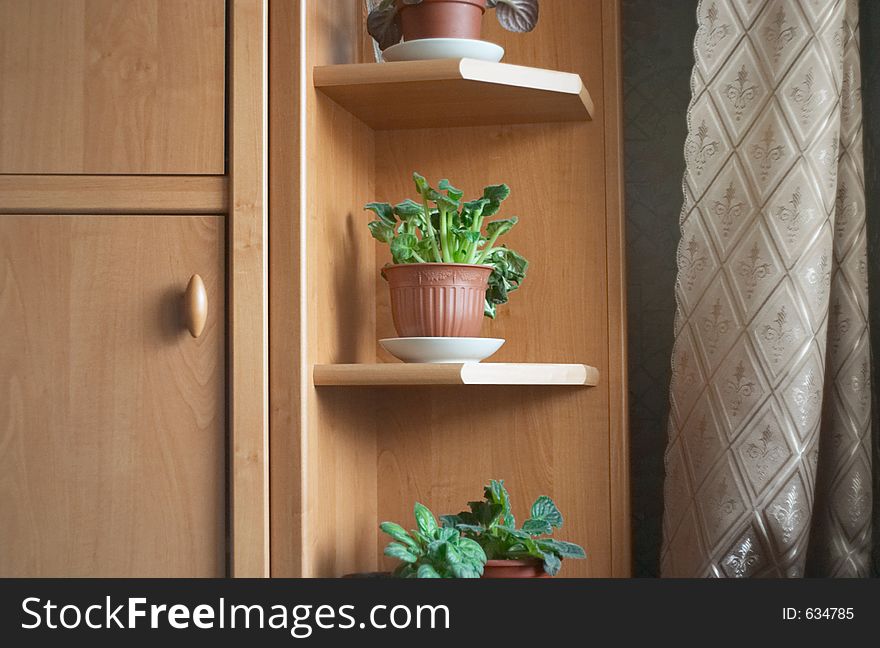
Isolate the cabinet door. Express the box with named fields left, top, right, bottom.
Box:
left=0, top=0, right=225, bottom=174
left=0, top=215, right=225, bottom=576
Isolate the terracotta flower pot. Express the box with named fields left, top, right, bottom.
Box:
left=382, top=262, right=491, bottom=337
left=399, top=0, right=488, bottom=42
left=481, top=559, right=550, bottom=578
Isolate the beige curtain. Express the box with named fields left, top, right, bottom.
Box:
left=662, top=0, right=871, bottom=577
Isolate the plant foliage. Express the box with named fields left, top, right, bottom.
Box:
left=366, top=172, right=528, bottom=318
left=440, top=480, right=585, bottom=576
left=380, top=503, right=487, bottom=578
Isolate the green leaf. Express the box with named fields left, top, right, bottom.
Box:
left=506, top=542, right=530, bottom=555
left=459, top=537, right=488, bottom=564
left=390, top=232, right=418, bottom=263
left=463, top=197, right=490, bottom=214
left=488, top=480, right=511, bottom=510
left=432, top=539, right=461, bottom=565
left=482, top=183, right=510, bottom=203
left=522, top=518, right=553, bottom=536
left=431, top=191, right=460, bottom=213
left=496, top=525, right=530, bottom=540
left=417, top=564, right=442, bottom=578
left=454, top=523, right=485, bottom=535
left=384, top=542, right=418, bottom=564
left=411, top=236, right=434, bottom=262
left=485, top=216, right=518, bottom=238
left=531, top=496, right=563, bottom=528
left=411, top=530, right=431, bottom=546
left=482, top=247, right=528, bottom=317
left=413, top=502, right=438, bottom=535
left=452, top=227, right=481, bottom=244
left=393, top=199, right=425, bottom=222
left=438, top=178, right=464, bottom=201
left=365, top=201, right=396, bottom=226
left=440, top=514, right=462, bottom=529
left=450, top=562, right=482, bottom=578
left=481, top=184, right=510, bottom=216
left=467, top=500, right=504, bottom=528
left=393, top=563, right=416, bottom=578
left=367, top=220, right=394, bottom=244
left=538, top=539, right=586, bottom=559
left=542, top=552, right=562, bottom=576
left=379, top=522, right=418, bottom=550
left=480, top=480, right=514, bottom=527
left=501, top=248, right=529, bottom=277
left=412, top=172, right=430, bottom=195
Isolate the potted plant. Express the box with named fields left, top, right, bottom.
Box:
left=442, top=480, right=586, bottom=577
left=380, top=480, right=585, bottom=578
left=380, top=502, right=487, bottom=577
left=368, top=0, right=540, bottom=51
left=366, top=172, right=528, bottom=339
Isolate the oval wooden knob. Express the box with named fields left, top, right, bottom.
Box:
left=184, top=274, right=208, bottom=338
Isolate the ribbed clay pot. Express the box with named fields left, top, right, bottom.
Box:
left=481, top=559, right=550, bottom=578
left=382, top=262, right=491, bottom=337
left=399, top=0, right=488, bottom=41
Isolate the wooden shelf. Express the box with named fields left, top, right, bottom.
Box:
left=313, top=58, right=594, bottom=130
left=313, top=363, right=599, bottom=386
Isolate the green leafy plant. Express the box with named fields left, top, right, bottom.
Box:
left=366, top=172, right=528, bottom=318
left=368, top=0, right=540, bottom=50
left=380, top=502, right=487, bottom=578
left=440, top=480, right=585, bottom=576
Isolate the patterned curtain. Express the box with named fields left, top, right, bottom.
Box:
left=662, top=0, right=872, bottom=577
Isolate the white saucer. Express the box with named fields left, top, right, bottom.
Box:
left=380, top=337, right=505, bottom=364
left=382, top=38, right=504, bottom=63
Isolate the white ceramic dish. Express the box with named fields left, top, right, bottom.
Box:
left=382, top=38, right=504, bottom=63
left=380, top=337, right=505, bottom=364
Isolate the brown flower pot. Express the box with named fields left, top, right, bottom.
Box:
left=481, top=559, right=550, bottom=578
left=399, top=0, right=488, bottom=42
left=382, top=262, right=491, bottom=337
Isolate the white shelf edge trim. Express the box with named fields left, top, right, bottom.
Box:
left=457, top=58, right=584, bottom=95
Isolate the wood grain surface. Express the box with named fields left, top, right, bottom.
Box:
left=0, top=175, right=227, bottom=214
left=0, top=215, right=225, bottom=576
left=314, top=57, right=593, bottom=129
left=0, top=0, right=225, bottom=174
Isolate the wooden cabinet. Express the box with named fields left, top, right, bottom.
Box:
left=0, top=0, right=226, bottom=174
left=0, top=215, right=226, bottom=576
left=0, top=0, right=265, bottom=578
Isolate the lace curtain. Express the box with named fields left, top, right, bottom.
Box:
left=662, top=0, right=872, bottom=577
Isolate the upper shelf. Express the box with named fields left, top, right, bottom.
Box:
left=313, top=363, right=599, bottom=386
left=313, top=58, right=594, bottom=130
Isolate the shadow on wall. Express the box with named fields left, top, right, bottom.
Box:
left=859, top=0, right=880, bottom=578
left=623, top=0, right=699, bottom=577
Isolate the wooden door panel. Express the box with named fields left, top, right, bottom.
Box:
left=0, top=215, right=225, bottom=576
left=0, top=0, right=226, bottom=174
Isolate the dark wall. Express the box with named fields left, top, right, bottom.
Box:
left=622, top=0, right=698, bottom=577
left=622, top=0, right=879, bottom=577
left=860, top=0, right=880, bottom=577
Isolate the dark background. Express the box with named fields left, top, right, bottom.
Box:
left=622, top=0, right=880, bottom=577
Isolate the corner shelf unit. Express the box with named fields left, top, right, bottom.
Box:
left=313, top=363, right=600, bottom=386
left=269, top=1, right=628, bottom=579
left=313, top=58, right=594, bottom=129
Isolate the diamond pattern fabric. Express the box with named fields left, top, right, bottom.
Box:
left=662, top=0, right=872, bottom=577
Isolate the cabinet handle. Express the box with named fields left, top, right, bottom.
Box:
left=184, top=274, right=208, bottom=338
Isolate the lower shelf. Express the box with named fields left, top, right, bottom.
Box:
left=313, top=363, right=599, bottom=386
